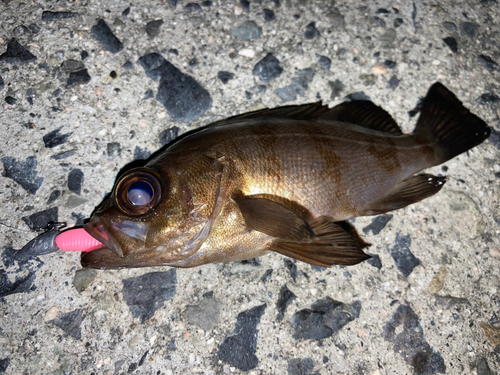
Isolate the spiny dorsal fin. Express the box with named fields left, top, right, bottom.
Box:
left=234, top=196, right=314, bottom=241
left=268, top=218, right=371, bottom=267
left=209, top=102, right=331, bottom=126
left=209, top=101, right=403, bottom=135
left=322, top=101, right=403, bottom=135
left=361, top=174, right=446, bottom=216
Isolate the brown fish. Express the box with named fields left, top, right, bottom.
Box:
left=81, top=82, right=490, bottom=269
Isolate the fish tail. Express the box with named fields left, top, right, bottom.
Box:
left=413, top=82, right=490, bottom=165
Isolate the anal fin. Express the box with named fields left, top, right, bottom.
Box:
left=362, top=174, right=446, bottom=215
left=268, top=218, right=371, bottom=267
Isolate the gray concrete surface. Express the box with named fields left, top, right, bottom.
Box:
left=1, top=1, right=499, bottom=374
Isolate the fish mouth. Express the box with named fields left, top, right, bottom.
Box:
left=83, top=219, right=124, bottom=258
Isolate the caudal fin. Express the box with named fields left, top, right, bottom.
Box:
left=413, top=82, right=490, bottom=165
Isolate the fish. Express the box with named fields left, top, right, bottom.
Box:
left=78, top=82, right=490, bottom=269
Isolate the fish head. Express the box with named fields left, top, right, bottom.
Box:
left=82, top=156, right=223, bottom=269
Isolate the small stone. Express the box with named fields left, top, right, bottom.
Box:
left=291, top=297, right=361, bottom=340
left=363, top=214, right=393, bottom=235
left=478, top=93, right=500, bottom=105
left=46, top=190, right=61, bottom=205
left=146, top=19, right=163, bottom=37
left=443, top=37, right=458, bottom=53
left=2, top=156, right=43, bottom=194
left=393, top=18, right=403, bottom=28
left=480, top=323, right=500, bottom=348
left=43, top=127, right=72, bottom=148
left=326, top=8, right=344, bottom=29
left=373, top=16, right=386, bottom=28
left=428, top=266, right=447, bottom=293
left=367, top=254, right=382, bottom=270
left=240, top=0, right=250, bottom=12
left=5, top=96, right=16, bottom=105
left=360, top=74, right=376, bottom=86
left=68, top=169, right=84, bottom=195
left=386, top=232, right=420, bottom=277
left=345, top=91, right=371, bottom=101
left=379, top=28, right=396, bottom=47
left=239, top=48, right=255, bottom=58
left=434, top=295, right=470, bottom=309
left=476, top=357, right=494, bottom=375
left=277, top=284, right=296, bottom=321
left=91, top=19, right=123, bottom=54
left=304, top=22, right=320, bottom=39
left=71, top=212, right=85, bottom=226
left=316, top=54, right=331, bottom=70
left=184, top=3, right=202, bottom=12
left=218, top=304, right=267, bottom=371
left=478, top=54, right=499, bottom=72
left=0, top=75, right=4, bottom=91
left=0, top=39, right=37, bottom=64
left=41, top=11, right=79, bottom=21
left=0, top=358, right=10, bottom=373
left=372, top=65, right=387, bottom=74
left=138, top=53, right=212, bottom=122
left=489, top=247, right=500, bottom=258
left=107, top=142, right=122, bottom=157
left=442, top=22, right=457, bottom=32
left=65, top=195, right=88, bottom=209
left=13, top=25, right=30, bottom=35
left=51, top=150, right=75, bottom=160
left=263, top=9, right=275, bottom=22
left=383, top=60, right=396, bottom=69
left=66, top=69, right=91, bottom=88
left=275, top=68, right=315, bottom=102
left=383, top=304, right=446, bottom=374
left=185, top=297, right=221, bottom=330
left=29, top=23, right=40, bottom=34
left=460, top=22, right=478, bottom=38
left=288, top=358, right=316, bottom=375
left=72, top=268, right=97, bottom=293
left=261, top=269, right=272, bottom=282
left=44, top=306, right=60, bottom=322
left=230, top=21, right=262, bottom=40
left=159, top=126, right=180, bottom=146
left=22, top=207, right=58, bottom=230
left=217, top=71, right=235, bottom=84
left=0, top=267, right=37, bottom=297
left=134, top=146, right=151, bottom=160
left=50, top=309, right=83, bottom=340
left=253, top=53, right=283, bottom=83
left=122, top=270, right=177, bottom=323
left=329, top=79, right=344, bottom=99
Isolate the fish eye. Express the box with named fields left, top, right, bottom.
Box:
left=114, top=168, right=163, bottom=216
left=128, top=181, right=154, bottom=206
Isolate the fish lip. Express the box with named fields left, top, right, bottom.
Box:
left=84, top=219, right=124, bottom=257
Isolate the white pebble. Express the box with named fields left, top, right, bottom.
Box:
left=239, top=49, right=255, bottom=58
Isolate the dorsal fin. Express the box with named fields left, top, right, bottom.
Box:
left=323, top=101, right=403, bottom=135
left=208, top=102, right=331, bottom=126
left=208, top=101, right=403, bottom=135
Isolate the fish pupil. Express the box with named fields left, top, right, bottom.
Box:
left=127, top=181, right=154, bottom=206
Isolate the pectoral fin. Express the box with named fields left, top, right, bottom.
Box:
left=362, top=174, right=446, bottom=215
left=268, top=218, right=371, bottom=267
left=234, top=196, right=314, bottom=241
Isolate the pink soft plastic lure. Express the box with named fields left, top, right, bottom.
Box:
left=18, top=227, right=104, bottom=257
left=55, top=228, right=103, bottom=252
